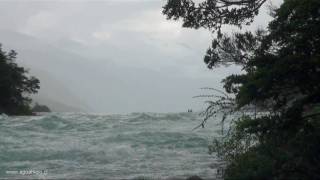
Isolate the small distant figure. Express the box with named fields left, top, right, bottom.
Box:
left=187, top=109, right=193, bottom=113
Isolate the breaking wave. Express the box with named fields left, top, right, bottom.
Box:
left=0, top=112, right=223, bottom=179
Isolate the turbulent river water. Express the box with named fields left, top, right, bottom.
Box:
left=0, top=112, right=224, bottom=179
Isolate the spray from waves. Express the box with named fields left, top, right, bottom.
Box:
left=0, top=112, right=224, bottom=179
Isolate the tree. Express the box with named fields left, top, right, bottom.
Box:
left=163, top=0, right=320, bottom=179
left=163, top=0, right=267, bottom=36
left=0, top=44, right=40, bottom=115
left=32, top=103, right=51, bottom=113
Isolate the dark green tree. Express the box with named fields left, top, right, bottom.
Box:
left=163, top=0, right=267, bottom=36
left=0, top=44, right=40, bottom=115
left=164, top=0, right=320, bottom=179
left=32, top=103, right=51, bottom=113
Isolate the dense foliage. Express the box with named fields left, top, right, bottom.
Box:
left=163, top=0, right=267, bottom=36
left=163, top=0, right=320, bottom=179
left=0, top=45, right=40, bottom=115
left=32, top=103, right=51, bottom=113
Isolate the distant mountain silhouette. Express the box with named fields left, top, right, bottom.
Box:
left=32, top=97, right=85, bottom=113
left=0, top=30, right=220, bottom=113
left=0, top=30, right=91, bottom=112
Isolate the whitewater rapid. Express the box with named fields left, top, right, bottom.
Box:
left=0, top=112, right=223, bottom=179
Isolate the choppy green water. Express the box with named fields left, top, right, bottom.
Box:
left=0, top=112, right=223, bottom=179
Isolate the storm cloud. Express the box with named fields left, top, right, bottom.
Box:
left=0, top=0, right=273, bottom=113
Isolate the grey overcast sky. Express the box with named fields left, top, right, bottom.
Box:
left=0, top=0, right=278, bottom=113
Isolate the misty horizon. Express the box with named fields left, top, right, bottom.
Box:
left=0, top=0, right=271, bottom=113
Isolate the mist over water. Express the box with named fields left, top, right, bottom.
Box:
left=0, top=112, right=223, bottom=179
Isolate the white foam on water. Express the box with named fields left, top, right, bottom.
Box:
left=0, top=112, right=224, bottom=179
